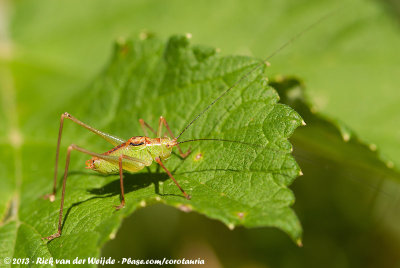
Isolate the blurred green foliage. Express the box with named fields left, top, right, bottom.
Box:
left=1, top=0, right=400, bottom=267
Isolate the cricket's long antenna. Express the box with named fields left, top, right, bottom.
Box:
left=176, top=9, right=338, bottom=140
left=178, top=138, right=258, bottom=148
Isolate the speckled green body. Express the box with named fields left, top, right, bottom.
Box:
left=86, top=136, right=174, bottom=174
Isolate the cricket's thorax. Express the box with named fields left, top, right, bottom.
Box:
left=85, top=136, right=176, bottom=174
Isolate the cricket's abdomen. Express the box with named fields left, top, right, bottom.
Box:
left=85, top=136, right=154, bottom=174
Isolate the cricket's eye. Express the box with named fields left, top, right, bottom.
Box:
left=130, top=142, right=144, bottom=146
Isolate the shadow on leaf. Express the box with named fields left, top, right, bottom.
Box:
left=59, top=171, right=186, bottom=235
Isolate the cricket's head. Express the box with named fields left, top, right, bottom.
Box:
left=164, top=137, right=179, bottom=149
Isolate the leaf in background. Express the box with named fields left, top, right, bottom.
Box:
left=264, top=0, right=400, bottom=172
left=10, top=0, right=400, bottom=172
left=270, top=76, right=400, bottom=183
left=0, top=35, right=303, bottom=262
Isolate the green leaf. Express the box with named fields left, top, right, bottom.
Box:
left=270, top=76, right=400, bottom=183
left=263, top=0, right=400, bottom=171
left=0, top=35, right=303, bottom=263
left=4, top=0, right=399, bottom=265
left=8, top=0, right=400, bottom=170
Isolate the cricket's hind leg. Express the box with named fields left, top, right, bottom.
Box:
left=43, top=112, right=125, bottom=202
left=42, top=144, right=145, bottom=241
left=139, top=118, right=157, bottom=137
left=155, top=157, right=191, bottom=200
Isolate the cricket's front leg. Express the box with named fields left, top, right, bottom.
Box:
left=155, top=157, right=191, bottom=200
left=158, top=116, right=191, bottom=158
left=113, top=153, right=150, bottom=210
left=115, top=154, right=126, bottom=210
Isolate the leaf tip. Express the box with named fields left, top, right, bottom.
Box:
left=369, top=143, right=377, bottom=151
left=9, top=127, right=23, bottom=148
left=139, top=32, right=147, bottom=40
left=178, top=204, right=193, bottom=213
left=138, top=30, right=156, bottom=40
left=342, top=133, right=350, bottom=142
left=296, top=239, right=303, bottom=247
left=336, top=121, right=353, bottom=142
left=301, top=120, right=306, bottom=126
left=299, top=170, right=304, bottom=176
left=109, top=232, right=117, bottom=240
left=386, top=161, right=394, bottom=169
left=185, top=33, right=192, bottom=39
left=116, top=36, right=127, bottom=45
left=114, top=37, right=131, bottom=56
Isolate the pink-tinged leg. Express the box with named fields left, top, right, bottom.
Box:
left=139, top=118, right=157, bottom=137
left=158, top=116, right=191, bottom=158
left=42, top=144, right=144, bottom=241
left=43, top=112, right=124, bottom=202
left=155, top=157, right=191, bottom=200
